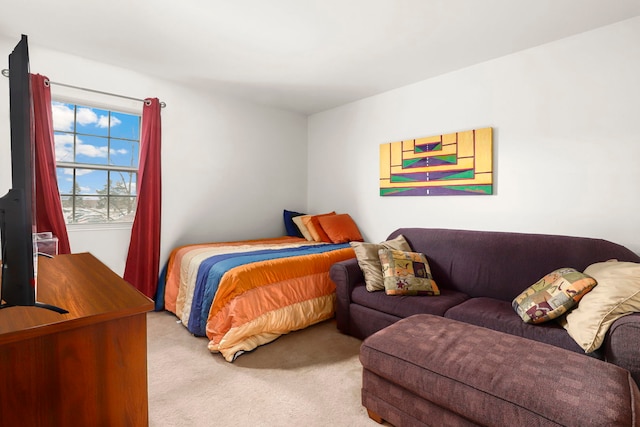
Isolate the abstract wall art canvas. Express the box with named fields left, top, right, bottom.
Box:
left=380, top=127, right=493, bottom=196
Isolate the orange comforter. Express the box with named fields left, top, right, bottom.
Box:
left=163, top=237, right=354, bottom=361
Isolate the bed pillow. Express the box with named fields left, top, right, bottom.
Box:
left=292, top=215, right=314, bottom=241
left=283, top=209, right=305, bottom=238
left=303, top=212, right=336, bottom=242
left=379, top=249, right=439, bottom=296
left=560, top=261, right=640, bottom=353
left=512, top=268, right=596, bottom=324
left=350, top=235, right=412, bottom=292
left=317, top=214, right=363, bottom=243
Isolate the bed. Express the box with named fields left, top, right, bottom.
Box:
left=161, top=236, right=356, bottom=361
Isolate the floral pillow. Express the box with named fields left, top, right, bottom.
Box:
left=378, top=249, right=440, bottom=296
left=512, top=268, right=596, bottom=324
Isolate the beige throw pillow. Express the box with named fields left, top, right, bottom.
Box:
left=560, top=261, right=640, bottom=353
left=292, top=215, right=313, bottom=241
left=350, top=235, right=411, bottom=292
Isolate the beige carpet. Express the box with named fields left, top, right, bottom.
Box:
left=146, top=311, right=381, bottom=426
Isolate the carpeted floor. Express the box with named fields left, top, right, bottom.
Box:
left=146, top=311, right=381, bottom=426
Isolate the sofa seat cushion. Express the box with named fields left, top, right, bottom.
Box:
left=444, top=297, right=596, bottom=357
left=351, top=285, right=469, bottom=319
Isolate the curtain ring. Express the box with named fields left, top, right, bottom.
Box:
left=44, top=78, right=50, bottom=87
left=145, top=99, right=152, bottom=106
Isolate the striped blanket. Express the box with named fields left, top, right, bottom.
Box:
left=162, top=237, right=354, bottom=361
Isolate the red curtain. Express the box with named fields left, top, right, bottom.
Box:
left=124, top=98, right=162, bottom=298
left=30, top=74, right=71, bottom=254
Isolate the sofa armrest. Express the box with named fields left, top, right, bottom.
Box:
left=330, top=258, right=364, bottom=334
left=604, top=312, right=640, bottom=387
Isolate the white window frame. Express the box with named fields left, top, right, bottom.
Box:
left=51, top=95, right=142, bottom=229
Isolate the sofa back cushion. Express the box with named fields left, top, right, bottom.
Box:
left=387, top=228, right=640, bottom=302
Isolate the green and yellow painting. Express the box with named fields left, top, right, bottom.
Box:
left=380, top=127, right=493, bottom=196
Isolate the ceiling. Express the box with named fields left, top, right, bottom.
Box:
left=1, top=0, right=639, bottom=115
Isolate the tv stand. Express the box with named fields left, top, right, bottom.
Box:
left=0, top=301, right=69, bottom=314
left=0, top=252, right=153, bottom=426
left=33, top=301, right=69, bottom=313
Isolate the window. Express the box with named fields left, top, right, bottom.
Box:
left=52, top=102, right=141, bottom=224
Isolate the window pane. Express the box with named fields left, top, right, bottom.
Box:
left=109, top=171, right=137, bottom=196
left=76, top=106, right=109, bottom=137
left=110, top=111, right=140, bottom=140
left=51, top=102, right=76, bottom=132
left=109, top=139, right=139, bottom=168
left=61, top=196, right=73, bottom=223
left=54, top=132, right=74, bottom=162
left=75, top=135, right=108, bottom=165
left=73, top=196, right=107, bottom=223
left=109, top=196, right=137, bottom=222
left=56, top=167, right=74, bottom=194
left=76, top=169, right=107, bottom=195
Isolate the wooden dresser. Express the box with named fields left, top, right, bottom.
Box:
left=0, top=252, right=153, bottom=426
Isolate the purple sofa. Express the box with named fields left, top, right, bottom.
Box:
left=330, top=228, right=640, bottom=385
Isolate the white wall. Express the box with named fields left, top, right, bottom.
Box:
left=3, top=16, right=638, bottom=280
left=0, top=36, right=308, bottom=276
left=308, top=17, right=640, bottom=254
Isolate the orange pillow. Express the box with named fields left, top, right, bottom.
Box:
left=302, top=212, right=335, bottom=242
left=317, top=214, right=363, bottom=243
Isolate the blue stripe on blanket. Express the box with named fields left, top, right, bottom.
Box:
left=188, top=246, right=303, bottom=334
left=187, top=243, right=350, bottom=336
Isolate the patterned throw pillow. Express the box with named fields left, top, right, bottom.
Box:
left=512, top=268, right=597, bottom=324
left=350, top=235, right=412, bottom=292
left=378, top=249, right=440, bottom=296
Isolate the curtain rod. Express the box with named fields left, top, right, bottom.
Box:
left=1, top=68, right=166, bottom=108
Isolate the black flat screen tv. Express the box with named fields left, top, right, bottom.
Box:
left=0, top=35, right=66, bottom=313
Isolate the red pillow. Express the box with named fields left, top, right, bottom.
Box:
left=308, top=212, right=336, bottom=243
left=317, top=214, right=363, bottom=243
